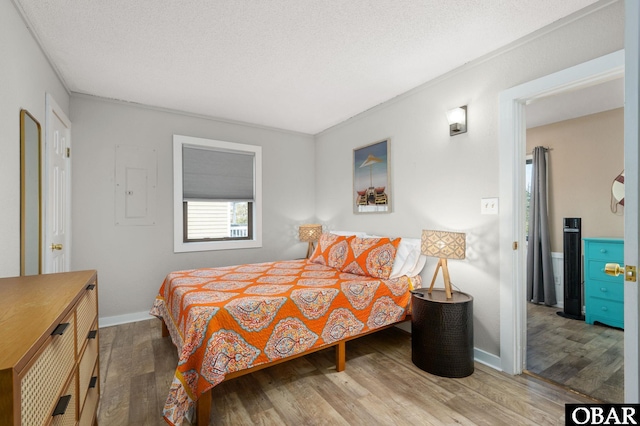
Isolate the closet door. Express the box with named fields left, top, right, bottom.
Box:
left=44, top=94, right=71, bottom=273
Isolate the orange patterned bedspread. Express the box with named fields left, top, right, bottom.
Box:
left=150, top=259, right=420, bottom=425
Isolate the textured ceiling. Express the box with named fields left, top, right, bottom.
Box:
left=15, top=0, right=602, bottom=134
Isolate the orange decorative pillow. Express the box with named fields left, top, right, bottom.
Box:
left=310, top=234, right=401, bottom=279
left=309, top=233, right=353, bottom=269
left=342, top=236, right=401, bottom=279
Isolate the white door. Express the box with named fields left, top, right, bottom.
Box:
left=624, top=0, right=640, bottom=403
left=44, top=94, right=71, bottom=273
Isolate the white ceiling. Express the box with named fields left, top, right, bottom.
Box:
left=15, top=0, right=603, bottom=134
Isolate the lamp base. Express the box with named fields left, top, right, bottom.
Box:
left=306, top=242, right=315, bottom=259
left=428, top=258, right=453, bottom=299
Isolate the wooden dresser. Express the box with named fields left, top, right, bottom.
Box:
left=0, top=270, right=99, bottom=425
left=583, top=238, right=624, bottom=329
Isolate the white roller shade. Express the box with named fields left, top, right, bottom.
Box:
left=183, top=146, right=254, bottom=201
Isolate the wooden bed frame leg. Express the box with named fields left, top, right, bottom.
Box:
left=336, top=341, right=346, bottom=372
left=161, top=319, right=169, bottom=338
left=196, top=390, right=212, bottom=426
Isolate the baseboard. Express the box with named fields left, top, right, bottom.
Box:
left=474, top=348, right=502, bottom=371
left=99, top=311, right=155, bottom=328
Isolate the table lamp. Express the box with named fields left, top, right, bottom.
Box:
left=299, top=224, right=322, bottom=258
left=421, top=230, right=466, bottom=299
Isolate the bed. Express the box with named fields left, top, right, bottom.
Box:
left=150, top=233, right=425, bottom=425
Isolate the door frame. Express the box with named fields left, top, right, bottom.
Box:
left=498, top=50, right=625, bottom=375
left=623, top=0, right=640, bottom=403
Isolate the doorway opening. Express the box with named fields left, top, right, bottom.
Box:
left=498, top=49, right=625, bottom=385
left=522, top=83, right=625, bottom=400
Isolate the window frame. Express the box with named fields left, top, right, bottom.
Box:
left=524, top=151, right=549, bottom=244
left=173, top=135, right=262, bottom=252
left=525, top=155, right=533, bottom=243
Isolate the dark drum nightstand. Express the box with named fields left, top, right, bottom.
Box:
left=411, top=288, right=474, bottom=378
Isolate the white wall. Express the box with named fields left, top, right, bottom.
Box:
left=0, top=1, right=69, bottom=278
left=69, top=96, right=315, bottom=322
left=527, top=108, right=624, bottom=252
left=314, top=1, right=624, bottom=358
left=1, top=0, right=626, bottom=358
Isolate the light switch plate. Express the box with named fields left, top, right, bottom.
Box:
left=481, top=197, right=499, bottom=214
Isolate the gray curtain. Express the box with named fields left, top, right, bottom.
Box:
left=527, top=146, right=556, bottom=305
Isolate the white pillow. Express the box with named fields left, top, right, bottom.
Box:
left=389, top=238, right=425, bottom=278
left=407, top=254, right=427, bottom=277
left=329, top=230, right=368, bottom=237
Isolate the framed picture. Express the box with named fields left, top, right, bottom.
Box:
left=353, top=138, right=391, bottom=214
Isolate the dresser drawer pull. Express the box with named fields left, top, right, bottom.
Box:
left=601, top=306, right=609, bottom=312
left=600, top=249, right=608, bottom=253
left=52, top=394, right=72, bottom=416
left=89, top=376, right=98, bottom=389
left=88, top=329, right=98, bottom=339
left=51, top=322, right=70, bottom=336
left=600, top=287, right=608, bottom=292
left=86, top=283, right=96, bottom=290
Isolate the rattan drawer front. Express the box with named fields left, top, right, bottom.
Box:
left=78, top=327, right=98, bottom=410
left=50, top=372, right=77, bottom=426
left=78, top=363, right=99, bottom=426
left=20, top=312, right=76, bottom=426
left=76, top=285, right=98, bottom=357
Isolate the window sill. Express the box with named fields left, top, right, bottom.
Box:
left=174, top=239, right=262, bottom=253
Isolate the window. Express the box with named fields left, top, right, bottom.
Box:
left=173, top=135, right=262, bottom=252
left=525, top=152, right=548, bottom=243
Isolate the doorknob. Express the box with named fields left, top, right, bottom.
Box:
left=604, top=263, right=621, bottom=276
left=50, top=243, right=63, bottom=251
left=604, top=263, right=637, bottom=282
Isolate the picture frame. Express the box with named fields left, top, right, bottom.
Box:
left=353, top=138, right=391, bottom=214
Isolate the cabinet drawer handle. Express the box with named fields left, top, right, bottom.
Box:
left=600, top=249, right=608, bottom=253
left=601, top=306, right=609, bottom=312
left=86, top=283, right=96, bottom=290
left=51, top=322, right=70, bottom=336
left=89, top=376, right=98, bottom=389
left=600, top=287, right=608, bottom=292
left=88, top=330, right=98, bottom=339
left=52, top=394, right=72, bottom=416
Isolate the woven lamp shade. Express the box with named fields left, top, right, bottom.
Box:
left=421, top=230, right=466, bottom=260
left=299, top=224, right=322, bottom=242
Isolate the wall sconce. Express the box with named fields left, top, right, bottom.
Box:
left=446, top=106, right=467, bottom=136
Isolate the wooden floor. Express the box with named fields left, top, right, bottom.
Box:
left=99, top=318, right=595, bottom=426
left=527, top=302, right=624, bottom=402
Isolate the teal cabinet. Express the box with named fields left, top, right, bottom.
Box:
left=584, top=237, right=624, bottom=329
